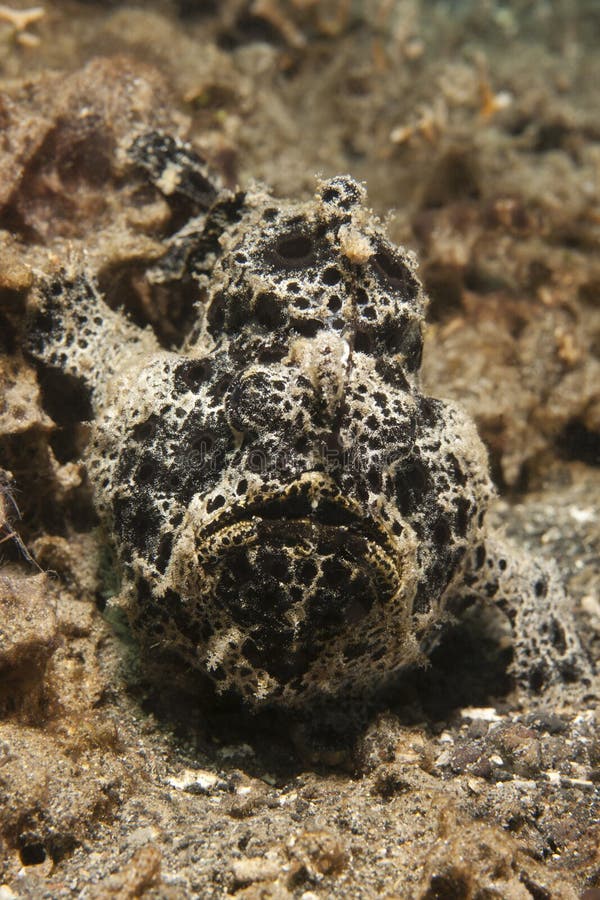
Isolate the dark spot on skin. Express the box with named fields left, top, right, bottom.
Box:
left=418, top=397, right=442, bottom=427
left=298, top=560, right=318, bottom=585
left=113, top=497, right=161, bottom=555
left=132, top=414, right=159, bottom=441
left=484, top=580, right=499, bottom=598
left=292, top=318, right=321, bottom=338
left=137, top=456, right=158, bottom=484
left=432, top=517, right=451, bottom=549
left=209, top=373, right=233, bottom=401
left=156, top=532, right=173, bottom=573
left=447, top=453, right=467, bottom=486
left=322, top=266, right=342, bottom=286
left=394, top=459, right=430, bottom=515
left=254, top=292, right=284, bottom=329
left=402, top=328, right=423, bottom=371
left=206, top=292, right=226, bottom=332
left=455, top=497, right=470, bottom=537
left=321, top=187, right=339, bottom=203
left=354, top=329, right=375, bottom=354
left=529, top=665, right=547, bottom=693
left=207, top=494, right=226, bottom=513
left=366, top=466, right=381, bottom=492
left=292, top=296, right=310, bottom=310
left=175, top=359, right=211, bottom=391
left=475, top=544, right=486, bottom=569
left=550, top=618, right=567, bottom=654
left=375, top=358, right=409, bottom=390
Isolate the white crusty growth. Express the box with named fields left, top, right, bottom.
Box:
left=26, top=132, right=592, bottom=708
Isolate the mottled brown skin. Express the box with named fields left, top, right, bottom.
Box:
left=27, top=132, right=591, bottom=710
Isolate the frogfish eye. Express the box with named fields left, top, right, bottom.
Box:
left=271, top=232, right=315, bottom=268
left=371, top=249, right=417, bottom=295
